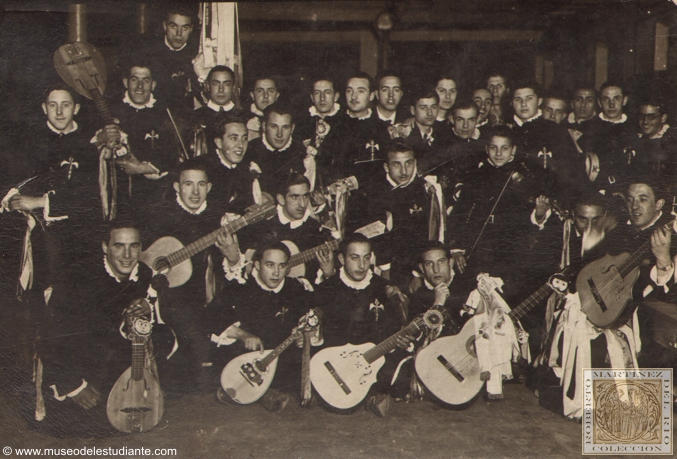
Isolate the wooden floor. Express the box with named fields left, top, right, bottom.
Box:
left=2, top=374, right=663, bottom=459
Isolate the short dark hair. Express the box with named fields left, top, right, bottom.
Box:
left=434, top=73, right=458, bottom=88
left=206, top=65, right=235, bottom=83
left=487, top=125, right=514, bottom=144
left=486, top=71, right=510, bottom=88
left=599, top=81, right=625, bottom=97
left=418, top=241, right=449, bottom=263
left=410, top=86, right=439, bottom=106
left=173, top=159, right=209, bottom=183
left=383, top=139, right=416, bottom=161
left=339, top=232, right=371, bottom=256
left=346, top=72, right=375, bottom=93
left=44, top=84, right=79, bottom=105
left=263, top=101, right=294, bottom=124
left=638, top=97, right=668, bottom=116
left=571, top=86, right=596, bottom=99
left=376, top=70, right=402, bottom=89
left=104, top=219, right=140, bottom=244
left=125, top=62, right=155, bottom=80
left=277, top=172, right=310, bottom=197
left=165, top=5, right=195, bottom=24
left=542, top=90, right=568, bottom=105
left=575, top=193, right=608, bottom=213
left=310, top=75, right=337, bottom=92
left=214, top=116, right=246, bottom=138
left=250, top=76, right=278, bottom=93
left=511, top=81, right=542, bottom=98
left=627, top=177, right=668, bottom=203
left=451, top=99, right=479, bottom=116
left=253, top=242, right=291, bottom=263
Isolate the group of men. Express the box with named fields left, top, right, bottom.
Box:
left=2, top=5, right=677, bottom=436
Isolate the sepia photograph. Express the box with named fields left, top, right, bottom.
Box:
left=1, top=1, right=677, bottom=457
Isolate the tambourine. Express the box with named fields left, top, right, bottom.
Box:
left=585, top=152, right=600, bottom=182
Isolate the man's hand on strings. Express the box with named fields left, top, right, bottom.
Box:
left=534, top=195, right=551, bottom=222
left=8, top=195, right=45, bottom=212
left=97, top=123, right=122, bottom=147
left=651, top=225, right=672, bottom=269
left=239, top=330, right=264, bottom=353
left=316, top=242, right=335, bottom=278
left=395, top=333, right=414, bottom=350
left=124, top=298, right=151, bottom=319
left=70, top=385, right=102, bottom=410
left=451, top=252, right=467, bottom=274
left=215, top=229, right=241, bottom=266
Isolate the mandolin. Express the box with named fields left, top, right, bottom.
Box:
left=577, top=217, right=676, bottom=328
left=220, top=311, right=319, bottom=404
left=309, top=310, right=442, bottom=410
left=107, top=313, right=163, bottom=433
left=415, top=270, right=570, bottom=406
left=140, top=202, right=276, bottom=288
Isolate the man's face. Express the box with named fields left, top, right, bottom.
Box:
left=277, top=183, right=310, bottom=221
left=472, top=89, right=493, bottom=124
left=487, top=136, right=515, bottom=167
left=435, top=79, right=458, bottom=111
left=163, top=14, right=192, bottom=50
left=311, top=80, right=339, bottom=114
left=542, top=98, right=567, bottom=124
left=384, top=150, right=416, bottom=185
left=419, top=249, right=453, bottom=287
left=251, top=79, right=279, bottom=112
left=377, top=76, right=403, bottom=112
left=263, top=112, right=294, bottom=149
left=345, top=77, right=374, bottom=115
left=173, top=169, right=211, bottom=211
left=574, top=204, right=605, bottom=234
left=102, top=228, right=141, bottom=279
left=214, top=123, right=248, bottom=166
left=626, top=183, right=664, bottom=229
left=208, top=71, right=234, bottom=106
left=124, top=67, right=155, bottom=105
left=255, top=249, right=289, bottom=289
left=599, top=86, right=627, bottom=121
left=452, top=107, right=478, bottom=139
left=487, top=76, right=508, bottom=101
left=638, top=105, right=667, bottom=138
left=42, top=90, right=79, bottom=132
left=410, top=97, right=438, bottom=127
left=572, top=89, right=596, bottom=121
left=339, top=242, right=372, bottom=282
left=512, top=88, right=542, bottom=121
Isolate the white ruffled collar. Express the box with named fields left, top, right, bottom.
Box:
left=215, top=149, right=237, bottom=169
left=123, top=92, right=156, bottom=110
left=277, top=204, right=311, bottom=229
left=176, top=192, right=207, bottom=215
left=165, top=36, right=187, bottom=52
left=47, top=120, right=78, bottom=135
left=339, top=266, right=373, bottom=290
left=262, top=133, right=292, bottom=152
left=104, top=255, right=138, bottom=283
left=387, top=166, right=418, bottom=189
left=476, top=119, right=488, bottom=128
left=253, top=267, right=285, bottom=293
left=250, top=103, right=264, bottom=117
left=347, top=108, right=372, bottom=120
left=642, top=123, right=670, bottom=139
left=309, top=104, right=340, bottom=119
left=599, top=112, right=628, bottom=124
left=207, top=99, right=235, bottom=112
left=513, top=110, right=542, bottom=127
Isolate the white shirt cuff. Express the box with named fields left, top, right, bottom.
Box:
left=530, top=208, right=551, bottom=230
left=50, top=379, right=88, bottom=401
left=211, top=322, right=241, bottom=347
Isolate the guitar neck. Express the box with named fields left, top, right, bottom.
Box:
left=164, top=218, right=249, bottom=268
left=89, top=87, right=116, bottom=126
left=507, top=282, right=555, bottom=322
left=259, top=332, right=301, bottom=370
left=288, top=239, right=341, bottom=268
left=362, top=318, right=424, bottom=364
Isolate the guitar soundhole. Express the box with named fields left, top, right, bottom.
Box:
left=153, top=257, right=171, bottom=274
left=466, top=336, right=477, bottom=358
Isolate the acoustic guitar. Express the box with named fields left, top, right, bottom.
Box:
left=220, top=311, right=320, bottom=404
left=415, top=270, right=570, bottom=406
left=309, top=309, right=443, bottom=410
left=577, top=217, right=675, bottom=328
left=140, top=202, right=276, bottom=287
left=107, top=314, right=163, bottom=433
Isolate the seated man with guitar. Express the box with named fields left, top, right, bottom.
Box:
left=312, top=233, right=413, bottom=417
left=207, top=241, right=318, bottom=412
left=39, top=221, right=173, bottom=437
